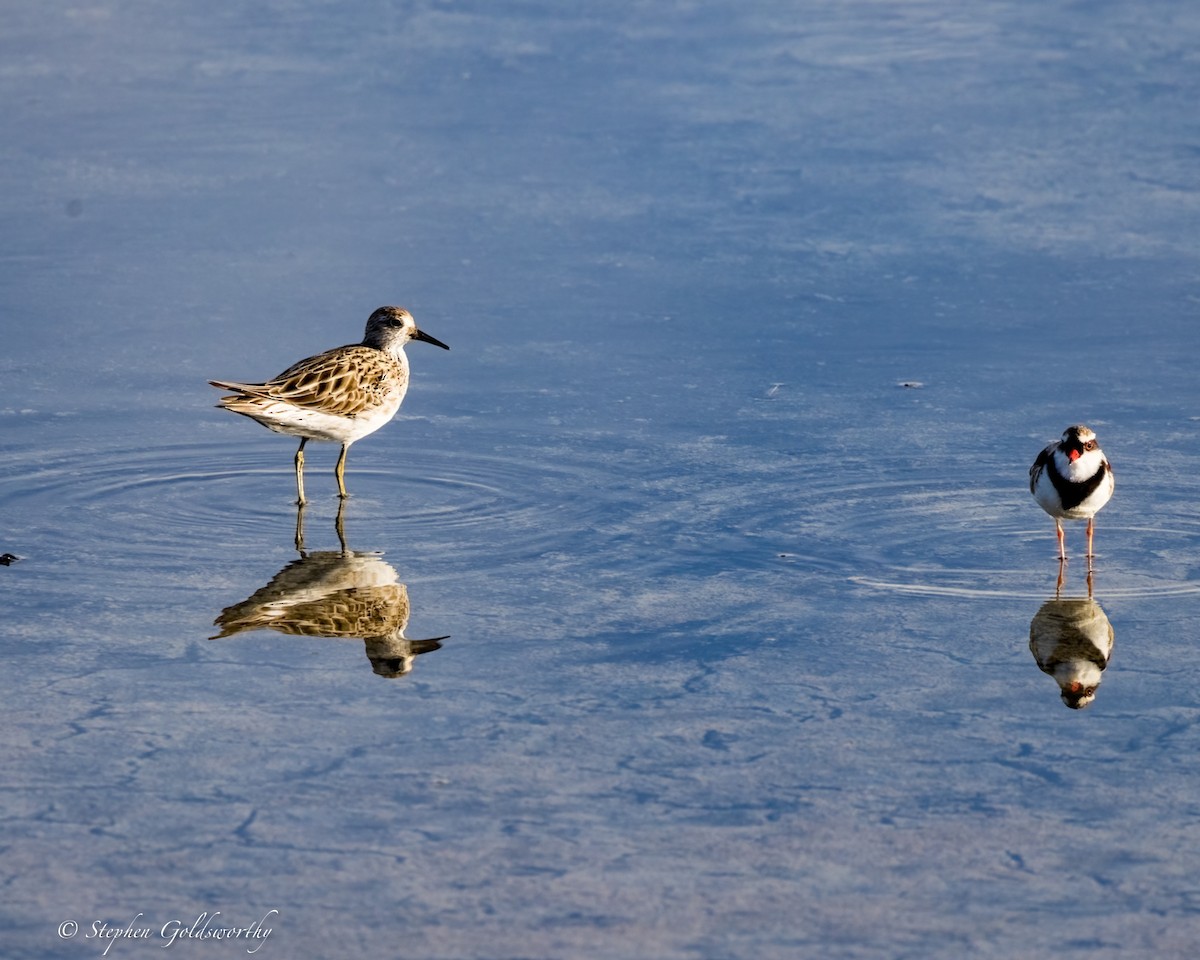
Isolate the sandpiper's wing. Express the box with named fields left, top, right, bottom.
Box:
left=210, top=345, right=404, bottom=418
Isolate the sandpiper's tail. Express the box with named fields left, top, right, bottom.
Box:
left=209, top=379, right=274, bottom=409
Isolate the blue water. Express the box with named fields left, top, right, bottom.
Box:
left=3, top=2, right=1200, bottom=958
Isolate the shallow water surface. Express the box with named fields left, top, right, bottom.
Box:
left=3, top=2, right=1200, bottom=958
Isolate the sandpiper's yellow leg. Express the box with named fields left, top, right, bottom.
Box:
left=295, top=438, right=308, bottom=506
left=335, top=443, right=350, bottom=499
left=294, top=502, right=307, bottom=553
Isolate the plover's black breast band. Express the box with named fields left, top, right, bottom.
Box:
left=1046, top=456, right=1109, bottom=511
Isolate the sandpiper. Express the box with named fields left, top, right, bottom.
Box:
left=210, top=306, right=448, bottom=503
left=1029, top=424, right=1114, bottom=561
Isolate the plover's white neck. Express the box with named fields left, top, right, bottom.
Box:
left=1054, top=446, right=1105, bottom=482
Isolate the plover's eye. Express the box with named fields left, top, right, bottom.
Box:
left=1084, top=440, right=1096, bottom=451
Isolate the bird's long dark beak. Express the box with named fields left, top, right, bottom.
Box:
left=415, top=328, right=450, bottom=350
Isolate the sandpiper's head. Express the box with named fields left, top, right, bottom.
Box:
left=363, top=306, right=450, bottom=353
left=1059, top=424, right=1101, bottom=463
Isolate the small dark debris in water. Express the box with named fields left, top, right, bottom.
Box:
left=897, top=381, right=924, bottom=389
left=0, top=553, right=20, bottom=566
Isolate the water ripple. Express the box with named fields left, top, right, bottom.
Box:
left=0, top=435, right=622, bottom=572
left=762, top=461, right=1200, bottom=602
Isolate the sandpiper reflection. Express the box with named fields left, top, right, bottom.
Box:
left=1028, top=563, right=1114, bottom=709
left=211, top=504, right=447, bottom=678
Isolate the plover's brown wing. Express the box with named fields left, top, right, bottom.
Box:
left=1029, top=443, right=1054, bottom=493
